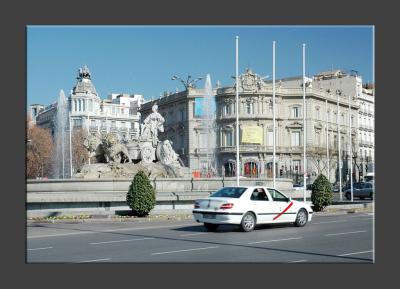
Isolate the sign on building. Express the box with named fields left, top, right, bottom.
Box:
left=241, top=126, right=263, bottom=144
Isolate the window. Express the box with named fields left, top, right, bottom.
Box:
left=246, top=102, right=254, bottom=114
left=316, top=107, right=320, bottom=120
left=224, top=161, right=236, bottom=177
left=292, top=107, right=300, bottom=118
left=267, top=189, right=289, bottom=202
left=250, top=188, right=269, bottom=201
left=244, top=161, right=258, bottom=178
left=268, top=131, right=274, bottom=146
left=291, top=131, right=300, bottom=146
left=316, top=131, right=321, bottom=146
left=199, top=133, right=208, bottom=148
left=225, top=130, right=233, bottom=146
left=210, top=187, right=247, bottom=198
left=225, top=104, right=231, bottom=115
left=293, top=160, right=301, bottom=172
left=89, top=100, right=93, bottom=112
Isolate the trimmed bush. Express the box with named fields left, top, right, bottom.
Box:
left=311, top=174, right=333, bottom=212
left=126, top=171, right=156, bottom=217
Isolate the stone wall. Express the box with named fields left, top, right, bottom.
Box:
left=26, top=177, right=305, bottom=217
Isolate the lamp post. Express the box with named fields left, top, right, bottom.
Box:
left=171, top=75, right=203, bottom=91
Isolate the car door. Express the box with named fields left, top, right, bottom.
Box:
left=249, top=188, right=278, bottom=224
left=267, top=188, right=296, bottom=223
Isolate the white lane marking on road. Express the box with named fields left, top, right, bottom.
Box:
left=289, top=259, right=307, bottom=263
left=27, top=222, right=197, bottom=239
left=248, top=237, right=303, bottom=245
left=27, top=247, right=53, bottom=251
left=179, top=232, right=208, bottom=237
left=312, top=220, right=346, bottom=225
left=78, top=258, right=111, bottom=263
left=338, top=250, right=373, bottom=256
left=325, top=230, right=367, bottom=237
left=152, top=246, right=218, bottom=255
left=89, top=237, right=155, bottom=245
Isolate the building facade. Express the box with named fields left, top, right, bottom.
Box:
left=142, top=69, right=365, bottom=184
left=358, top=84, right=375, bottom=179
left=32, top=65, right=144, bottom=141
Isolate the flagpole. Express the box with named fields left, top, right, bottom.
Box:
left=326, top=99, right=329, bottom=181
left=235, top=36, right=240, bottom=186
left=69, top=111, right=73, bottom=178
left=349, top=93, right=353, bottom=201
left=302, top=44, right=306, bottom=202
left=273, top=41, right=276, bottom=188
left=338, top=92, right=342, bottom=201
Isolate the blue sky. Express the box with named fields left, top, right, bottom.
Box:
left=27, top=25, right=373, bottom=107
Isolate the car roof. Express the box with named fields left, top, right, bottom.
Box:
left=224, top=186, right=275, bottom=190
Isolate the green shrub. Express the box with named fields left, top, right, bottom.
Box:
left=126, top=171, right=156, bottom=217
left=311, top=174, right=333, bottom=212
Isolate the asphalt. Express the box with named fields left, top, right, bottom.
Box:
left=26, top=211, right=374, bottom=263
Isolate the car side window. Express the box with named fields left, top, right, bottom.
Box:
left=267, top=189, right=288, bottom=202
left=250, top=188, right=269, bottom=201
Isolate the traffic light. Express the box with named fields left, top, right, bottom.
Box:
left=280, top=169, right=283, bottom=176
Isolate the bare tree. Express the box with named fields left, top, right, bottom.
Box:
left=26, top=122, right=54, bottom=179
left=71, top=128, right=91, bottom=173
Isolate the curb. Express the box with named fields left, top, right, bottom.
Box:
left=26, top=203, right=373, bottom=224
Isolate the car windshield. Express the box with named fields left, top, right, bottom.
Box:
left=210, top=187, right=247, bottom=198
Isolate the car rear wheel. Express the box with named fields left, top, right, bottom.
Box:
left=204, top=223, right=218, bottom=232
left=294, top=209, right=308, bottom=227
left=370, top=192, right=373, bottom=200
left=240, top=212, right=256, bottom=232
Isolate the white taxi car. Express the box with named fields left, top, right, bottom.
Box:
left=193, top=186, right=313, bottom=232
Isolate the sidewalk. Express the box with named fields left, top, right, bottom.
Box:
left=27, top=202, right=374, bottom=223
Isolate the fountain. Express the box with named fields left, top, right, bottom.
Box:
left=74, top=104, right=190, bottom=179
left=202, top=74, right=218, bottom=177
left=52, top=90, right=72, bottom=179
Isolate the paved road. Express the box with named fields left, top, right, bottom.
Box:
left=27, top=212, right=374, bottom=263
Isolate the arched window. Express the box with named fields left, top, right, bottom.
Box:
left=224, top=161, right=236, bottom=177
left=244, top=161, right=258, bottom=178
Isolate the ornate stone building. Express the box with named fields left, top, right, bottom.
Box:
left=32, top=65, right=144, bottom=141
left=142, top=68, right=363, bottom=184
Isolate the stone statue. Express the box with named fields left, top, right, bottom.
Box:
left=83, top=133, right=102, bottom=159
left=141, top=104, right=165, bottom=147
left=156, top=140, right=179, bottom=166
left=101, top=133, right=131, bottom=163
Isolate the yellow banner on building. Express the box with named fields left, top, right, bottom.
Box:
left=241, top=126, right=263, bottom=144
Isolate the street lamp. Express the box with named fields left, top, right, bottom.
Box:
left=171, top=75, right=203, bottom=90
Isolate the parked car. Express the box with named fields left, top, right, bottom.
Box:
left=293, top=183, right=314, bottom=190
left=192, top=186, right=313, bottom=232
left=343, top=182, right=374, bottom=200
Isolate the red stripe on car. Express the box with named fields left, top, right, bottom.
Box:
left=273, top=201, right=294, bottom=220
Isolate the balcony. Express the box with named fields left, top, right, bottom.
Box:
left=215, top=145, right=303, bottom=154
left=89, top=125, right=99, bottom=132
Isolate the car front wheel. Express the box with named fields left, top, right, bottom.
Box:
left=294, top=209, right=308, bottom=227
left=240, top=212, right=256, bottom=232
left=345, top=192, right=351, bottom=200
